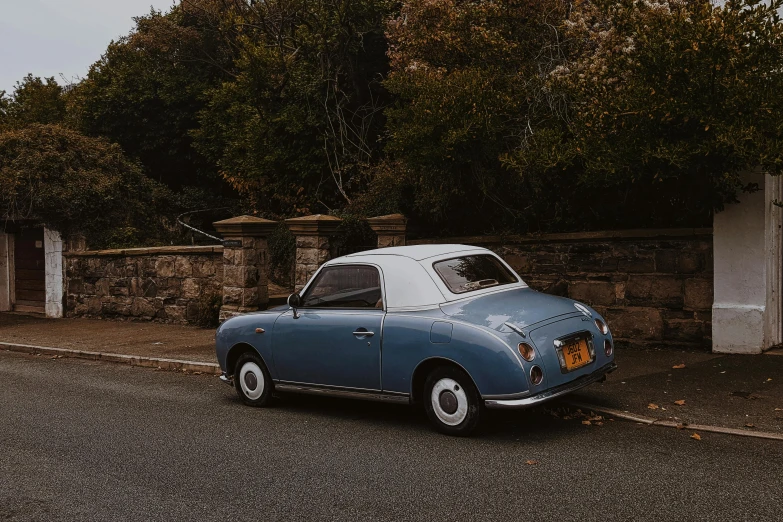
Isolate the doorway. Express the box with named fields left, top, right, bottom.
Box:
left=13, top=228, right=45, bottom=314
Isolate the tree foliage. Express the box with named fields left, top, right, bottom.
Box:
left=0, top=75, right=66, bottom=131
left=511, top=0, right=783, bottom=226
left=68, top=3, right=231, bottom=191
left=0, top=125, right=170, bottom=248
left=192, top=0, right=394, bottom=217
left=379, top=0, right=571, bottom=233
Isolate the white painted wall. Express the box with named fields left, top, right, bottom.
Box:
left=43, top=227, right=63, bottom=318
left=0, top=232, right=11, bottom=312
left=713, top=172, right=783, bottom=353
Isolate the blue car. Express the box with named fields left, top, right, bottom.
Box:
left=216, top=245, right=616, bottom=435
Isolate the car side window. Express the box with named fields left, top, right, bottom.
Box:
left=300, top=265, right=383, bottom=309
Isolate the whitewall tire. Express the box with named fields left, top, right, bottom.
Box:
left=423, top=366, right=482, bottom=436
left=234, top=352, right=273, bottom=407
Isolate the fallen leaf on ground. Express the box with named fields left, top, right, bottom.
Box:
left=676, top=423, right=688, bottom=430
left=690, top=433, right=701, bottom=441
left=775, top=408, right=782, bottom=412
left=582, top=420, right=592, bottom=426
left=744, top=423, right=756, bottom=428
left=648, top=403, right=659, bottom=410
left=594, top=421, right=604, bottom=426
left=674, top=400, right=686, bottom=406
left=525, top=460, right=539, bottom=465
left=672, top=364, right=686, bottom=369
left=765, top=378, right=772, bottom=382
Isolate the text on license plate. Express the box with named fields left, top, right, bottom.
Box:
left=563, top=339, right=591, bottom=371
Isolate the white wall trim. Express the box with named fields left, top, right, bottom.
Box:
left=0, top=232, right=11, bottom=312
left=713, top=171, right=783, bottom=353
left=44, top=228, right=63, bottom=318
left=765, top=174, right=783, bottom=349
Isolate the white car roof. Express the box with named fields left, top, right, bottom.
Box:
left=318, top=244, right=527, bottom=311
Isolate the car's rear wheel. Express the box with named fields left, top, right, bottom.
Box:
left=423, top=366, right=482, bottom=436
left=234, top=352, right=273, bottom=407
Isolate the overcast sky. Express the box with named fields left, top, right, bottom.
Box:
left=0, top=0, right=177, bottom=94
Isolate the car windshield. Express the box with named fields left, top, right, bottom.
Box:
left=433, top=255, right=518, bottom=294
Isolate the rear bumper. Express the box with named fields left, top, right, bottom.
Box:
left=484, top=362, right=617, bottom=409
left=219, top=373, right=233, bottom=386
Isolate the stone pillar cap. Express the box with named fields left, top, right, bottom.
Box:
left=285, top=214, right=342, bottom=235
left=214, top=215, right=278, bottom=237
left=367, top=213, right=407, bottom=234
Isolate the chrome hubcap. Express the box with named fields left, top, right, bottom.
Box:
left=431, top=378, right=468, bottom=426
left=239, top=361, right=264, bottom=400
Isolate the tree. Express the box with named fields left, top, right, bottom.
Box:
left=193, top=0, right=395, bottom=217
left=68, top=3, right=232, bottom=192
left=377, top=0, right=573, bottom=234
left=0, top=124, right=171, bottom=248
left=511, top=0, right=783, bottom=226
left=0, top=75, right=66, bottom=131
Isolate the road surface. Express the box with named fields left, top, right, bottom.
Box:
left=1, top=352, right=781, bottom=521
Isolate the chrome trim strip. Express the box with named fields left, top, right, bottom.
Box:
left=274, top=382, right=410, bottom=404
left=483, top=362, right=617, bottom=409
left=503, top=322, right=526, bottom=337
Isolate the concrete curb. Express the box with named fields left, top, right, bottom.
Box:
left=0, top=342, right=220, bottom=375
left=564, top=400, right=783, bottom=442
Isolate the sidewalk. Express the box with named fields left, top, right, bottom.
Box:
left=569, top=347, right=783, bottom=434
left=2, top=312, right=781, bottom=435
left=0, top=313, right=216, bottom=363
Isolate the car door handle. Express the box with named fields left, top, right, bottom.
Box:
left=353, top=331, right=374, bottom=337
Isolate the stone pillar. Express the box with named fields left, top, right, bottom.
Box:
left=285, top=214, right=342, bottom=291
left=712, top=171, right=783, bottom=353
left=367, top=214, right=407, bottom=248
left=213, top=215, right=278, bottom=321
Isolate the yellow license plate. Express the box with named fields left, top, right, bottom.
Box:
left=563, top=339, right=591, bottom=371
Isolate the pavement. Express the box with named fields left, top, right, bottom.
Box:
left=2, top=312, right=782, bottom=436
left=569, top=347, right=783, bottom=434
left=0, top=312, right=216, bottom=363
left=2, top=351, right=782, bottom=521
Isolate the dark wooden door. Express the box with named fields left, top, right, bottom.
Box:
left=14, top=228, right=45, bottom=313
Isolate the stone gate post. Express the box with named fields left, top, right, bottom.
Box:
left=285, top=214, right=342, bottom=291
left=213, top=215, right=278, bottom=321
left=366, top=214, right=407, bottom=248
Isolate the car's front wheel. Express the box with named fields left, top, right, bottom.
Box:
left=234, top=352, right=273, bottom=407
left=423, top=366, right=482, bottom=436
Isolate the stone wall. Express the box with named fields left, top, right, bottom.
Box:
left=410, top=229, right=714, bottom=350
left=65, top=246, right=224, bottom=324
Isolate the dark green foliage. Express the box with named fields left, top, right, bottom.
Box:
left=193, top=0, right=395, bottom=217
left=268, top=223, right=296, bottom=287
left=0, top=75, right=66, bottom=131
left=190, top=291, right=223, bottom=328
left=68, top=4, right=230, bottom=192
left=0, top=124, right=172, bottom=248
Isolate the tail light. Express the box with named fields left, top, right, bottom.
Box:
left=530, top=365, right=544, bottom=385
left=604, top=339, right=613, bottom=357
left=518, top=342, right=536, bottom=361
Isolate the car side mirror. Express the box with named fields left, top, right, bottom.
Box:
left=287, top=293, right=301, bottom=319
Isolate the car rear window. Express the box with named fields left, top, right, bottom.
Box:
left=433, top=255, right=518, bottom=294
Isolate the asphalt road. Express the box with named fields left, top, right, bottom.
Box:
left=1, top=352, right=781, bottom=522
